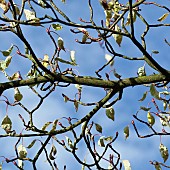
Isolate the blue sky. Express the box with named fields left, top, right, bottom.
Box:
left=0, top=0, right=170, bottom=169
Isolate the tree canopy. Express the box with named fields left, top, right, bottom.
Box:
left=0, top=0, right=170, bottom=169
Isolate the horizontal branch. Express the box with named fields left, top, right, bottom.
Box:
left=0, top=73, right=169, bottom=95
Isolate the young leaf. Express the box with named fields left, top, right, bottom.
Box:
left=55, top=57, right=77, bottom=66
left=70, top=50, right=76, bottom=64
left=38, top=0, right=46, bottom=8
left=154, top=162, right=162, bottom=170
left=122, top=160, right=131, bottom=170
left=140, top=106, right=151, bottom=111
left=104, top=136, right=113, bottom=141
left=75, top=84, right=82, bottom=92
left=124, top=126, right=129, bottom=140
left=41, top=121, right=52, bottom=131
left=95, top=123, right=102, bottom=133
left=58, top=37, right=65, bottom=51
left=82, top=34, right=88, bottom=43
left=74, top=100, right=79, bottom=112
left=105, top=54, right=114, bottom=66
left=42, top=54, right=49, bottom=67
left=152, top=50, right=159, bottom=54
left=159, top=143, right=169, bottom=162
left=49, top=144, right=57, bottom=160
left=1, top=115, right=12, bottom=133
left=137, top=66, right=146, bottom=77
left=27, top=139, right=37, bottom=149
left=24, top=9, right=36, bottom=20
left=5, top=55, right=12, bottom=68
left=113, top=25, right=122, bottom=46
left=125, top=11, right=137, bottom=26
left=50, top=119, right=58, bottom=132
left=157, top=13, right=169, bottom=22
left=150, top=84, right=160, bottom=100
left=106, top=106, right=115, bottom=121
left=14, top=88, right=23, bottom=102
left=98, top=136, right=105, bottom=147
left=113, top=69, right=121, bottom=79
left=147, top=111, right=155, bottom=126
left=138, top=91, right=148, bottom=101
left=159, top=114, right=170, bottom=127
left=17, top=144, right=27, bottom=158
left=65, top=136, right=77, bottom=149
left=51, top=24, right=63, bottom=31
left=0, top=44, right=13, bottom=56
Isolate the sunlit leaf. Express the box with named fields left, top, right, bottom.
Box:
left=42, top=54, right=49, bottom=67
left=74, top=100, right=79, bottom=112
left=75, top=84, right=82, bottom=92
left=65, top=136, right=77, bottom=149
left=150, top=84, right=160, bottom=100
left=122, top=160, right=131, bottom=170
left=58, top=37, right=65, bottom=51
left=147, top=111, right=155, bottom=126
left=98, top=136, right=105, bottom=147
left=8, top=72, right=20, bottom=80
left=140, top=106, right=151, bottom=111
left=106, top=106, right=115, bottom=121
left=138, top=91, right=148, bottom=101
left=157, top=13, right=169, bottom=22
left=49, top=144, right=57, bottom=160
left=17, top=144, right=27, bottom=158
left=50, top=119, right=58, bottom=132
left=14, top=88, right=23, bottom=102
left=24, top=9, right=36, bottom=20
left=154, top=162, right=162, bottom=170
left=38, top=0, right=46, bottom=8
left=70, top=50, right=76, bottom=64
left=113, top=25, right=122, bottom=46
left=104, top=136, right=113, bottom=141
left=0, top=44, right=13, bottom=56
left=51, top=24, right=63, bottom=31
left=125, top=11, right=136, bottom=26
left=159, top=143, right=169, bottom=162
left=137, top=66, right=146, bottom=77
left=124, top=126, right=129, bottom=140
left=105, top=54, right=114, bottom=66
left=1, top=115, right=12, bottom=133
left=5, top=56, right=12, bottom=68
left=55, top=57, right=77, bottom=66
left=95, top=123, right=102, bottom=133
left=159, top=114, right=170, bottom=127
left=27, top=139, right=36, bottom=149
left=41, top=121, right=52, bottom=131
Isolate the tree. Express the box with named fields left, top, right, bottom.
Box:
left=0, top=0, right=170, bottom=169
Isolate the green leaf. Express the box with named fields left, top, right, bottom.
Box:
left=41, top=121, right=52, bottom=131
left=106, top=106, right=115, bottom=121
left=95, top=123, right=102, bottom=133
left=137, top=66, right=146, bottom=77
left=14, top=88, right=23, bottom=102
left=1, top=115, right=12, bottom=133
left=124, top=126, right=129, bottom=140
left=138, top=91, right=148, bottom=101
left=140, top=106, right=151, bottom=111
left=104, top=136, right=113, bottom=141
left=122, top=160, right=131, bottom=170
left=154, top=162, right=162, bottom=170
left=105, top=54, right=114, bottom=66
left=125, top=11, right=136, bottom=26
left=113, top=25, right=122, bottom=46
left=98, top=136, right=105, bottom=147
left=55, top=57, right=77, bottom=66
left=5, top=55, right=12, bottom=68
left=49, top=144, right=57, bottom=160
left=0, top=44, right=13, bottom=57
left=17, top=144, right=27, bottom=158
left=157, top=13, right=169, bottom=22
left=65, top=136, right=77, bottom=149
left=74, top=100, right=79, bottom=112
left=159, top=143, right=169, bottom=162
left=27, top=139, right=36, bottom=149
left=50, top=119, right=58, bottom=132
left=147, top=111, right=155, bottom=126
left=150, top=84, right=160, bottom=100
left=152, top=50, right=159, bottom=54
left=51, top=24, right=63, bottom=31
